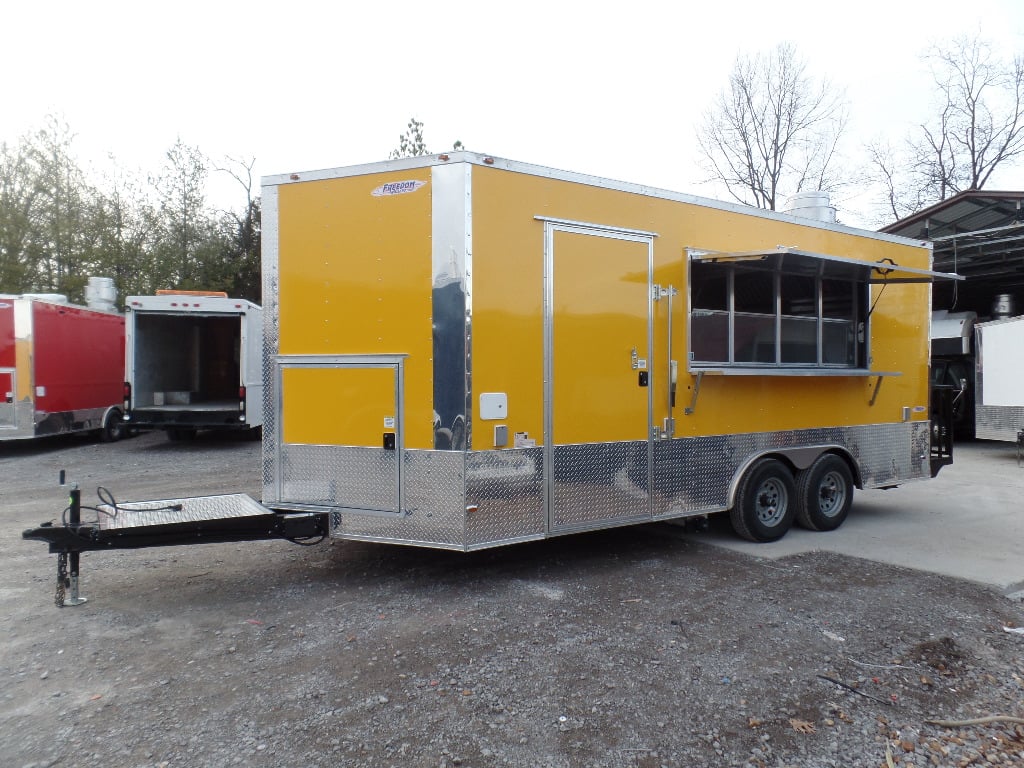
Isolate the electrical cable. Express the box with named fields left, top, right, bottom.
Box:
left=60, top=487, right=182, bottom=527
left=286, top=535, right=326, bottom=546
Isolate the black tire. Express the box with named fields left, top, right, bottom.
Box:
left=729, top=458, right=796, bottom=542
left=450, top=415, right=466, bottom=450
left=99, top=409, right=125, bottom=442
left=795, top=453, right=854, bottom=532
left=434, top=427, right=453, bottom=450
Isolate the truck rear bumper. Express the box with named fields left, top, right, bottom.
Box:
left=127, top=406, right=247, bottom=429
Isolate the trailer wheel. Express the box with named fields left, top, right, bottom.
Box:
left=729, top=458, right=796, bottom=542
left=795, top=454, right=853, bottom=531
left=99, top=409, right=125, bottom=442
left=434, top=427, right=453, bottom=450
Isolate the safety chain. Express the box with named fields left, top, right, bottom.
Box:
left=55, top=553, right=68, bottom=608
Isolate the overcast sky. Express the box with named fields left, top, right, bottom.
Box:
left=4, top=0, right=1024, bottom=227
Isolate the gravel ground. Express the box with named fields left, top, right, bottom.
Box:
left=1, top=431, right=1022, bottom=768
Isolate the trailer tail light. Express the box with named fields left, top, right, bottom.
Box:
left=123, top=382, right=131, bottom=413
left=239, top=386, right=246, bottom=419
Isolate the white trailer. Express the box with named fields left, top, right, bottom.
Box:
left=974, top=314, right=1024, bottom=443
left=122, top=292, right=263, bottom=439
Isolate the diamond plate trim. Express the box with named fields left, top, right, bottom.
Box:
left=976, top=405, right=1024, bottom=442
left=98, top=493, right=269, bottom=530
left=261, top=185, right=280, bottom=504
left=552, top=442, right=651, bottom=529
left=268, top=422, right=928, bottom=548
left=281, top=445, right=398, bottom=511
left=335, top=450, right=467, bottom=547
left=651, top=422, right=925, bottom=517
left=466, top=447, right=545, bottom=544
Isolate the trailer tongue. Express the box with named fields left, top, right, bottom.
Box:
left=23, top=484, right=327, bottom=607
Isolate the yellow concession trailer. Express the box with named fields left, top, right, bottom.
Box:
left=258, top=152, right=959, bottom=547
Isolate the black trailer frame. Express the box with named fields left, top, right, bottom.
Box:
left=23, top=485, right=327, bottom=607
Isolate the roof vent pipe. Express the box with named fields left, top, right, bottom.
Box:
left=783, top=191, right=836, bottom=224
left=85, top=276, right=117, bottom=312
left=992, top=293, right=1017, bottom=319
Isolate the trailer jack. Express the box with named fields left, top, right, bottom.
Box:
left=46, top=476, right=89, bottom=607
left=23, top=476, right=329, bottom=608
left=55, top=551, right=86, bottom=608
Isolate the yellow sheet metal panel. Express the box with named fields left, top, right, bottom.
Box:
left=276, top=171, right=433, bottom=449
left=465, top=172, right=545, bottom=449
left=282, top=366, right=396, bottom=446
left=470, top=164, right=932, bottom=442
left=552, top=231, right=650, bottom=444
left=15, top=339, right=32, bottom=400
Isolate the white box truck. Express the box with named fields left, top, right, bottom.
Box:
left=122, top=291, right=263, bottom=440
left=974, top=313, right=1024, bottom=444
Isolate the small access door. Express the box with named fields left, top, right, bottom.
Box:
left=0, top=369, right=15, bottom=429
left=276, top=355, right=405, bottom=515
left=541, top=219, right=656, bottom=532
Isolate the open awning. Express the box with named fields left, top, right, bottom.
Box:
left=688, top=247, right=963, bottom=284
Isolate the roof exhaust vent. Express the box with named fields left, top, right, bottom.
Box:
left=992, top=293, right=1017, bottom=319
left=85, top=276, right=117, bottom=312
left=784, top=191, right=836, bottom=224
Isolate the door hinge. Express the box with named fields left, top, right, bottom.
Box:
left=653, top=284, right=678, bottom=301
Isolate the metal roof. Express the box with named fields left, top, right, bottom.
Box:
left=880, top=190, right=1024, bottom=316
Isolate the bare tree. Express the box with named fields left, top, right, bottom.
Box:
left=869, top=34, right=1024, bottom=224
left=213, top=156, right=261, bottom=302
left=698, top=43, right=848, bottom=210
left=865, top=139, right=932, bottom=223
left=921, top=35, right=1024, bottom=195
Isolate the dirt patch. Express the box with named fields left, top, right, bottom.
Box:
left=909, top=636, right=964, bottom=673
left=1, top=432, right=1023, bottom=767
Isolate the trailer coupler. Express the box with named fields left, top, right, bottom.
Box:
left=23, top=489, right=328, bottom=608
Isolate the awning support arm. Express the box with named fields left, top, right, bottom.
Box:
left=684, top=371, right=704, bottom=415
left=869, top=375, right=884, bottom=406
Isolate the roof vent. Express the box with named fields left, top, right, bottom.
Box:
left=992, top=293, right=1017, bottom=319
left=85, top=276, right=117, bottom=311
left=784, top=191, right=836, bottom=224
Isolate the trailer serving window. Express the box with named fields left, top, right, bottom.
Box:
left=687, top=247, right=958, bottom=373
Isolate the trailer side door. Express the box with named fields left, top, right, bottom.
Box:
left=276, top=356, right=405, bottom=515
left=0, top=369, right=14, bottom=429
left=542, top=220, right=655, bottom=532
